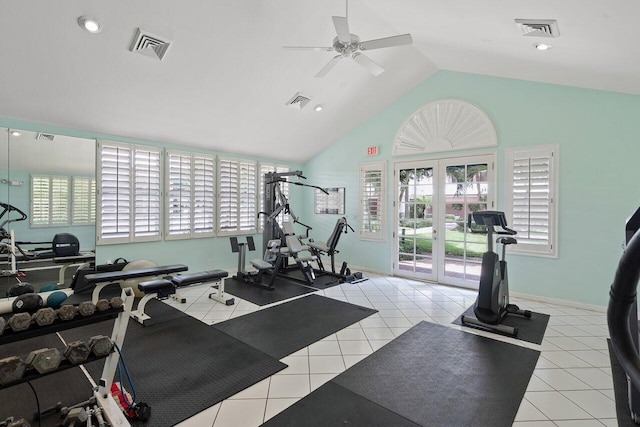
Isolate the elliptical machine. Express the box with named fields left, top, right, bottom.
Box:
left=461, top=210, right=531, bottom=337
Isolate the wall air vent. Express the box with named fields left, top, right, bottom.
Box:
left=130, top=28, right=172, bottom=60
left=36, top=133, right=55, bottom=142
left=515, top=19, right=560, bottom=38
left=286, top=92, right=311, bottom=110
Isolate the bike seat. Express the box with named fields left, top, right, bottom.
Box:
left=497, top=237, right=517, bottom=245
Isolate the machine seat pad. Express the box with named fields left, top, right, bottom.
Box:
left=138, top=278, right=174, bottom=293
left=307, top=241, right=330, bottom=252
left=172, top=269, right=229, bottom=287
left=250, top=259, right=272, bottom=270
left=295, top=255, right=317, bottom=263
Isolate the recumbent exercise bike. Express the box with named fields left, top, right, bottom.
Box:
left=461, top=210, right=531, bottom=337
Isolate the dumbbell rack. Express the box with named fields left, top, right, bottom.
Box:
left=0, top=287, right=135, bottom=427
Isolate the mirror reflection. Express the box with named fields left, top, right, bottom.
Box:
left=1, top=129, right=96, bottom=295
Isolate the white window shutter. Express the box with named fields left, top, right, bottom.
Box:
left=133, top=147, right=162, bottom=240
left=219, top=158, right=257, bottom=234
left=505, top=145, right=558, bottom=257
left=193, top=155, right=215, bottom=236
left=72, top=176, right=96, bottom=225
left=359, top=161, right=386, bottom=241
left=167, top=152, right=192, bottom=237
left=31, top=175, right=69, bottom=227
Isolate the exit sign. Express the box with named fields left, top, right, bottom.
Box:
left=367, top=146, right=379, bottom=156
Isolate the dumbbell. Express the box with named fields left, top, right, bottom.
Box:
left=57, top=304, right=77, bottom=321
left=0, top=356, right=26, bottom=385
left=32, top=307, right=56, bottom=327
left=96, top=297, right=124, bottom=311
left=110, top=297, right=124, bottom=309
left=25, top=348, right=63, bottom=374
left=78, top=301, right=95, bottom=317
left=64, top=341, right=91, bottom=364
left=88, top=336, right=113, bottom=357
left=6, top=313, right=32, bottom=333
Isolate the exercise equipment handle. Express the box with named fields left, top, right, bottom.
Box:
left=608, top=227, right=640, bottom=389
left=0, top=202, right=28, bottom=229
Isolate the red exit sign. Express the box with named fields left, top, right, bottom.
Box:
left=367, top=146, right=379, bottom=156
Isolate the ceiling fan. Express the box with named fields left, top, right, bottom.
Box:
left=284, top=1, right=413, bottom=78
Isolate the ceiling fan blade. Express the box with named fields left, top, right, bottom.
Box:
left=332, top=16, right=351, bottom=44
left=283, top=46, right=334, bottom=51
left=359, top=34, right=413, bottom=51
left=352, top=53, right=384, bottom=76
left=315, top=54, right=346, bottom=78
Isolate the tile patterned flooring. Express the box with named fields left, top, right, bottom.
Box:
left=162, top=273, right=617, bottom=427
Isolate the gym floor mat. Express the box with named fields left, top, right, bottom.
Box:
left=452, top=306, right=550, bottom=345
left=278, top=269, right=344, bottom=289
left=262, top=381, right=421, bottom=427
left=0, top=334, right=95, bottom=427
left=222, top=276, right=316, bottom=306
left=58, top=300, right=288, bottom=426
left=331, top=321, right=540, bottom=427
left=213, top=294, right=377, bottom=359
left=608, top=339, right=637, bottom=426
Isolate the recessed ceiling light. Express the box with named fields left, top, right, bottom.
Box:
left=533, top=43, right=552, bottom=51
left=314, top=105, right=323, bottom=112
left=78, top=16, right=102, bottom=33
left=10, top=131, right=21, bottom=137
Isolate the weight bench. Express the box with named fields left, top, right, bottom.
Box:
left=133, top=270, right=233, bottom=325
left=84, top=264, right=189, bottom=305
left=53, top=253, right=95, bottom=286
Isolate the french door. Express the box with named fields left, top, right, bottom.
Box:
left=394, top=154, right=495, bottom=288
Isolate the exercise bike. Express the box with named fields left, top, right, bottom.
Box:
left=461, top=210, right=531, bottom=337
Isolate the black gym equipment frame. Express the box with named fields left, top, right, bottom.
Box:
left=608, top=205, right=640, bottom=423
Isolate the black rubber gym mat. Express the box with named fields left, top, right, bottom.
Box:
left=0, top=334, right=95, bottom=427
left=608, top=339, right=637, bottom=426
left=262, top=381, right=421, bottom=427
left=278, top=269, right=344, bottom=289
left=331, top=321, right=539, bottom=427
left=223, top=276, right=316, bottom=306
left=452, top=305, right=550, bottom=345
left=60, top=300, right=287, bottom=427
left=213, top=294, right=377, bottom=359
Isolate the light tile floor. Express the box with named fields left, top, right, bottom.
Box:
left=165, top=273, right=618, bottom=427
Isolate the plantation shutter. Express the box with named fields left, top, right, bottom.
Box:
left=167, top=152, right=192, bottom=237
left=31, top=175, right=69, bottom=227
left=166, top=151, right=215, bottom=239
left=97, top=141, right=162, bottom=244
left=218, top=158, right=257, bottom=234
left=193, top=155, right=215, bottom=236
left=98, top=143, right=131, bottom=242
left=72, top=176, right=96, bottom=225
left=359, top=161, right=385, bottom=241
left=133, top=147, right=162, bottom=240
left=505, top=145, right=558, bottom=257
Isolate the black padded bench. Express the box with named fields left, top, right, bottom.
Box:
left=133, top=270, right=233, bottom=325
left=53, top=253, right=96, bottom=286
left=85, top=264, right=189, bottom=305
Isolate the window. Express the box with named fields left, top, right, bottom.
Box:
left=218, top=158, right=257, bottom=235
left=259, top=163, right=290, bottom=231
left=72, top=176, right=96, bottom=225
left=166, top=151, right=216, bottom=239
left=504, top=144, right=558, bottom=257
left=31, top=175, right=69, bottom=226
left=97, top=141, right=162, bottom=244
left=360, top=161, right=386, bottom=241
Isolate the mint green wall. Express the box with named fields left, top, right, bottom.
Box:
left=0, top=118, right=302, bottom=274
left=302, top=70, right=640, bottom=307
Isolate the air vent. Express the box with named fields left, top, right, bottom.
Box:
left=36, top=133, right=55, bottom=142
left=286, top=92, right=311, bottom=110
left=129, top=28, right=171, bottom=60
left=515, top=19, right=560, bottom=38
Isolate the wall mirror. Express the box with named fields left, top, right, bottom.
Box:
left=1, top=128, right=96, bottom=294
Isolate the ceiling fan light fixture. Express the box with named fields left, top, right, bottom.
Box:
left=533, top=43, right=552, bottom=51
left=78, top=16, right=102, bottom=33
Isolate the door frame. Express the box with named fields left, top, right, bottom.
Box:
left=393, top=152, right=497, bottom=289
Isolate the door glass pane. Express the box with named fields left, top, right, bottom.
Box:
left=444, top=163, right=489, bottom=281
left=398, top=166, right=433, bottom=275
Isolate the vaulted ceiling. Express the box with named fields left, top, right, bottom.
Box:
left=0, top=0, right=637, bottom=163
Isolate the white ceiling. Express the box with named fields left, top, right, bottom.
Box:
left=0, top=0, right=638, bottom=163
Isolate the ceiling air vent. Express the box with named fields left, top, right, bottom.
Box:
left=129, top=28, right=171, bottom=60
left=286, top=92, right=311, bottom=110
left=515, top=19, right=560, bottom=38
left=36, top=133, right=55, bottom=142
